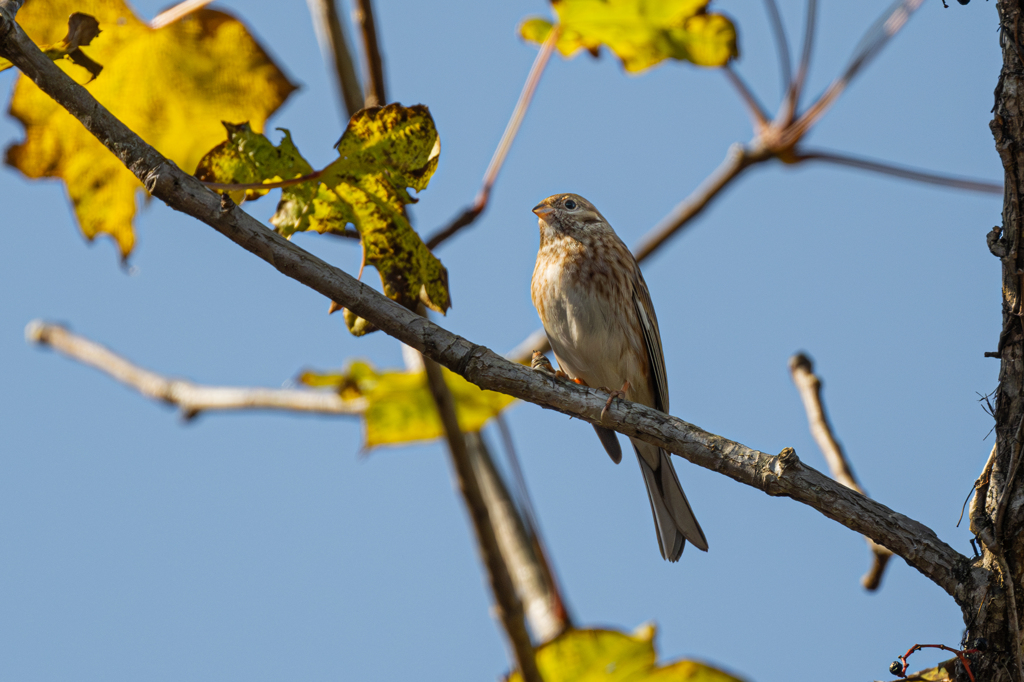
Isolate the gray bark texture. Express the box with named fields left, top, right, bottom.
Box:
left=962, top=3, right=1024, bottom=680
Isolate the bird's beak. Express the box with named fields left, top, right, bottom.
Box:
left=532, top=203, right=555, bottom=218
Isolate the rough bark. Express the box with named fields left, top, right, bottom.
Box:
left=965, top=2, right=1024, bottom=680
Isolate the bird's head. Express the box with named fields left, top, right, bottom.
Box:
left=532, top=193, right=610, bottom=241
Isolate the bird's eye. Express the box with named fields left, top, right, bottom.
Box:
left=564, top=199, right=577, bottom=210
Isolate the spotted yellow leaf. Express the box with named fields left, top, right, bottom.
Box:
left=5, top=0, right=296, bottom=258
left=195, top=105, right=449, bottom=333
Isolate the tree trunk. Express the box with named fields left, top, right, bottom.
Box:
left=963, top=3, right=1024, bottom=680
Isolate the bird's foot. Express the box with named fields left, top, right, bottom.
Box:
left=601, top=380, right=631, bottom=421
left=531, top=351, right=569, bottom=379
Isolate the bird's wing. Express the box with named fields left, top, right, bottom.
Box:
left=631, top=272, right=668, bottom=413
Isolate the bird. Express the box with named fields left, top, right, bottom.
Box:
left=529, top=192, right=708, bottom=561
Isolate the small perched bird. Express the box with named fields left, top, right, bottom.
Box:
left=530, top=193, right=708, bottom=561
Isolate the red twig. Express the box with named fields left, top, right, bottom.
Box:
left=890, top=643, right=980, bottom=682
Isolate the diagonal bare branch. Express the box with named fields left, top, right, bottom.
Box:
left=425, top=25, right=561, bottom=250
left=306, top=0, right=365, bottom=119
left=631, top=142, right=769, bottom=263
left=471, top=429, right=571, bottom=643
left=422, top=354, right=541, bottom=682
left=352, top=0, right=387, bottom=107
left=25, top=320, right=367, bottom=418
left=793, top=149, right=1003, bottom=194
left=789, top=353, right=893, bottom=591
left=0, top=0, right=978, bottom=601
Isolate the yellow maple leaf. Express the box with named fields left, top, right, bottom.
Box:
left=4, top=0, right=296, bottom=258
left=519, top=0, right=737, bottom=72
left=298, top=361, right=515, bottom=450
left=509, top=624, right=745, bottom=682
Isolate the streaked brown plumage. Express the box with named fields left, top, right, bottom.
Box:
left=530, top=193, right=707, bottom=561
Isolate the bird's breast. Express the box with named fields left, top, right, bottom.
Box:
left=531, top=243, right=646, bottom=394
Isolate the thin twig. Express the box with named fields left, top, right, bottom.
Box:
left=25, top=320, right=366, bottom=418
left=149, top=0, right=213, bottom=29
left=0, top=10, right=976, bottom=598
left=794, top=149, right=1003, bottom=194
left=782, top=0, right=925, bottom=147
left=352, top=0, right=386, bottom=107
left=631, top=142, right=769, bottom=262
left=305, top=0, right=365, bottom=119
left=780, top=0, right=816, bottom=125
left=421, top=356, right=541, bottom=682
left=425, top=25, right=561, bottom=250
left=763, top=0, right=792, bottom=96
left=723, top=65, right=770, bottom=130
left=789, top=353, right=893, bottom=591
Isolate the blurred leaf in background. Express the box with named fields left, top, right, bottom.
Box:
left=299, top=360, right=514, bottom=448
left=519, top=0, right=737, bottom=72
left=5, top=0, right=295, bottom=258
left=510, top=624, right=745, bottom=682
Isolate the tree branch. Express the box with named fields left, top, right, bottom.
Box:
left=793, top=149, right=1003, bottom=194
left=352, top=0, right=386, bottom=107
left=425, top=26, right=560, bottom=250
left=421, top=356, right=541, bottom=682
left=789, top=353, right=893, bottom=591
left=24, top=320, right=366, bottom=418
left=632, top=142, right=769, bottom=262
left=305, top=0, right=365, bottom=119
left=0, top=3, right=975, bottom=601
left=469, top=430, right=570, bottom=643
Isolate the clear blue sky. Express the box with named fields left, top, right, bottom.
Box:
left=0, top=1, right=1003, bottom=680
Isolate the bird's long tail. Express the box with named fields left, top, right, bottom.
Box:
left=633, top=441, right=708, bottom=561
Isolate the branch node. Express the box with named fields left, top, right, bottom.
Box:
left=0, top=1, right=20, bottom=37
left=144, top=161, right=180, bottom=196
left=777, top=447, right=800, bottom=472
left=219, top=192, right=236, bottom=213
left=24, top=318, right=54, bottom=344
left=454, top=343, right=486, bottom=377
left=988, top=225, right=1008, bottom=258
